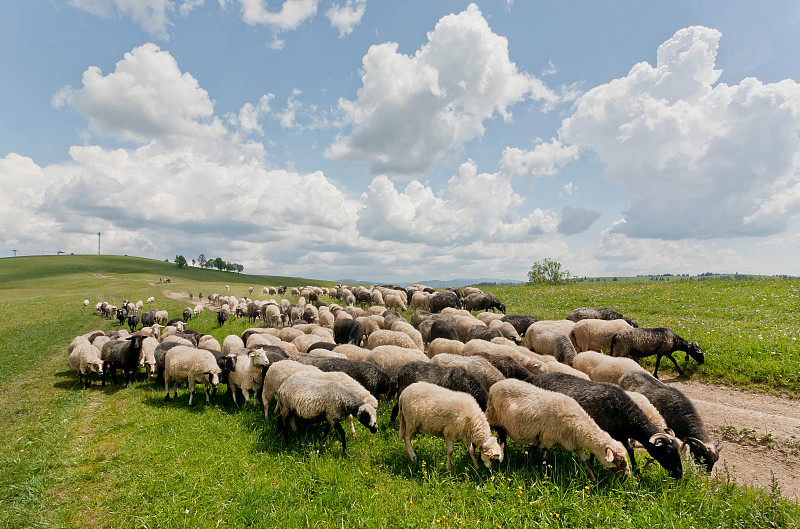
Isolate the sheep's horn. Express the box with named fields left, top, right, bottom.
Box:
left=649, top=432, right=673, bottom=446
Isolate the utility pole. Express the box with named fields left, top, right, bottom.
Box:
left=98, top=232, right=101, bottom=255
left=13, top=249, right=17, bottom=257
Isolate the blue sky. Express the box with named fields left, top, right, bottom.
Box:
left=1, top=1, right=799, bottom=282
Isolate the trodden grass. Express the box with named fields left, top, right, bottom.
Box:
left=0, top=255, right=798, bottom=528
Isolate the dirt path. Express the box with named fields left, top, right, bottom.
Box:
left=663, top=377, right=800, bottom=499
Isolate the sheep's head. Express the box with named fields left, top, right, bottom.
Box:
left=647, top=432, right=683, bottom=479
left=603, top=442, right=631, bottom=477
left=685, top=437, right=722, bottom=472
left=687, top=342, right=704, bottom=365
left=249, top=350, right=269, bottom=368
left=88, top=360, right=104, bottom=375
left=480, top=436, right=504, bottom=468
left=356, top=404, right=378, bottom=434
left=206, top=370, right=221, bottom=389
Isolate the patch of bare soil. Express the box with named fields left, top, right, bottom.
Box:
left=663, top=377, right=800, bottom=499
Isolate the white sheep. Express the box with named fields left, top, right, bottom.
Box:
left=279, top=327, right=305, bottom=343
left=454, top=315, right=485, bottom=342
left=227, top=348, right=270, bottom=405
left=410, top=291, right=431, bottom=312
left=427, top=338, right=465, bottom=358
left=163, top=346, right=222, bottom=405
left=533, top=319, right=576, bottom=335
left=430, top=353, right=504, bottom=389
left=572, top=351, right=647, bottom=384
left=384, top=293, right=407, bottom=312
left=198, top=335, right=222, bottom=353
left=275, top=375, right=378, bottom=456
left=154, top=310, right=169, bottom=324
left=525, top=324, right=577, bottom=365
left=146, top=296, right=155, bottom=304
left=293, top=333, right=333, bottom=354
left=318, top=309, right=334, bottom=329
left=485, top=379, right=630, bottom=481
left=247, top=333, right=280, bottom=349
left=222, top=335, right=246, bottom=356
left=69, top=342, right=104, bottom=387
left=390, top=321, right=424, bottom=351
left=570, top=319, right=633, bottom=353
left=333, top=344, right=372, bottom=361
left=83, top=299, right=90, bottom=309
left=264, top=304, right=282, bottom=327
left=366, top=329, right=418, bottom=350
left=365, top=345, right=429, bottom=379
left=488, top=320, right=521, bottom=343
left=261, top=360, right=322, bottom=417
left=371, top=289, right=385, bottom=306
left=140, top=336, right=159, bottom=379
left=397, top=381, right=503, bottom=469
left=476, top=311, right=504, bottom=325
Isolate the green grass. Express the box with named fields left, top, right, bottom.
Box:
left=1, top=256, right=798, bottom=528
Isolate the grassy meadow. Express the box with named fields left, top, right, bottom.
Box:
left=0, top=255, right=798, bottom=528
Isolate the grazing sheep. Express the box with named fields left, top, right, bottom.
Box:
left=222, top=335, right=246, bottom=356
left=572, top=351, right=647, bottom=384
left=279, top=327, right=305, bottom=343
left=462, top=351, right=539, bottom=380
left=525, top=372, right=683, bottom=479
left=262, top=304, right=282, bottom=327
left=291, top=354, right=392, bottom=400
left=164, top=346, right=222, bottom=405
left=183, top=308, right=193, bottom=322
left=397, top=381, right=503, bottom=469
left=198, top=335, right=222, bottom=353
left=430, top=353, right=504, bottom=390
left=390, top=320, right=424, bottom=351
left=488, top=319, right=522, bottom=343
left=333, top=344, right=372, bottom=362
left=476, top=312, right=505, bottom=325
left=610, top=328, right=704, bottom=378
left=295, top=370, right=379, bottom=438
left=427, top=338, right=465, bottom=358
left=275, top=375, right=378, bottom=456
left=146, top=296, right=155, bottom=304
left=421, top=318, right=459, bottom=344
left=293, top=333, right=333, bottom=354
left=391, top=362, right=489, bottom=424
left=101, top=333, right=145, bottom=387
left=365, top=345, right=429, bottom=380
left=486, top=379, right=630, bottom=481
left=261, top=360, right=322, bottom=416
left=525, top=324, right=577, bottom=365
left=227, top=348, right=270, bottom=405
left=465, top=324, right=502, bottom=342
left=570, top=319, right=633, bottom=353
left=217, top=309, right=229, bottom=326
left=463, top=292, right=506, bottom=313
left=334, top=319, right=365, bottom=346
left=618, top=371, right=722, bottom=471
left=69, top=343, right=104, bottom=387
left=410, top=291, right=431, bottom=311
left=567, top=307, right=638, bottom=328
left=127, top=313, right=140, bottom=333
left=366, top=330, right=418, bottom=351
left=625, top=391, right=668, bottom=431
left=429, top=291, right=461, bottom=313
left=500, top=314, right=539, bottom=336
left=154, top=310, right=169, bottom=324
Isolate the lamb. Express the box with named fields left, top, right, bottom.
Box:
left=570, top=319, right=633, bottom=353
left=525, top=372, right=683, bottom=478
left=572, top=351, right=647, bottom=385
left=500, top=314, right=539, bottom=336
left=69, top=343, right=104, bottom=387
left=226, top=348, right=270, bottom=405
left=366, top=330, right=418, bottom=351
left=291, top=354, right=392, bottom=400
left=525, top=324, right=577, bottom=365
left=486, top=379, right=630, bottom=481
left=391, top=362, right=489, bottom=424
left=427, top=338, right=465, bottom=358
left=163, top=345, right=222, bottom=405
left=100, top=333, right=145, bottom=387
left=261, top=360, right=323, bottom=416
left=275, top=375, right=378, bottom=456
left=567, top=307, right=638, bottom=328
left=430, top=353, right=505, bottom=390
left=396, top=381, right=503, bottom=469
left=610, top=328, right=704, bottom=378
left=618, top=371, right=722, bottom=471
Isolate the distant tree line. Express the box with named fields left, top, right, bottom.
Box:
left=173, top=254, right=244, bottom=273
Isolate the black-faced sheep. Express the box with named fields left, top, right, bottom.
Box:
left=127, top=313, right=140, bottom=333
left=100, top=333, right=145, bottom=387
left=610, top=328, right=704, bottom=378
left=500, top=314, right=539, bottom=336
left=463, top=292, right=506, bottom=313
left=217, top=308, right=229, bottom=326
left=525, top=372, right=683, bottom=479
left=333, top=319, right=364, bottom=346
left=618, top=371, right=722, bottom=471
left=397, top=381, right=503, bottom=470
left=486, top=379, right=630, bottom=481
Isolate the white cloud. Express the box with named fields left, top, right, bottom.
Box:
left=237, top=0, right=318, bottom=30
left=276, top=89, right=330, bottom=131
left=357, top=160, right=558, bottom=245
left=68, top=0, right=175, bottom=39
left=542, top=60, right=557, bottom=76
left=557, top=207, right=600, bottom=235
left=326, top=3, right=560, bottom=177
left=236, top=93, right=274, bottom=135
left=326, top=0, right=367, bottom=38
left=559, top=25, right=800, bottom=240
left=500, top=140, right=578, bottom=178
left=179, top=0, right=204, bottom=16
left=562, top=181, right=576, bottom=196
left=53, top=43, right=226, bottom=145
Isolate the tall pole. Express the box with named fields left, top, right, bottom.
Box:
left=13, top=249, right=17, bottom=257
left=98, top=232, right=101, bottom=255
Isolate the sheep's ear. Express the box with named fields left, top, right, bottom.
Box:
left=605, top=447, right=615, bottom=463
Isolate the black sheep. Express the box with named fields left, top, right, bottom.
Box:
left=116, top=308, right=127, bottom=326
left=127, top=313, right=140, bottom=333
left=465, top=324, right=502, bottom=342
left=429, top=291, right=461, bottom=312
left=390, top=362, right=488, bottom=423
left=307, top=341, right=337, bottom=352
left=463, top=292, right=506, bottom=313
left=166, top=318, right=185, bottom=327
left=217, top=308, right=229, bottom=327
left=462, top=351, right=533, bottom=380
left=619, top=371, right=722, bottom=471
left=153, top=341, right=187, bottom=384
left=567, top=307, right=638, bottom=328
left=101, top=333, right=145, bottom=388
left=610, top=327, right=703, bottom=378
left=140, top=309, right=156, bottom=328
left=247, top=302, right=260, bottom=323
left=183, top=308, right=193, bottom=321
left=500, top=314, right=539, bottom=336
left=525, top=372, right=683, bottom=479
left=333, top=319, right=364, bottom=346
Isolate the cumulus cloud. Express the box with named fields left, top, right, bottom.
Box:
left=326, top=3, right=560, bottom=177
left=357, top=160, right=558, bottom=245
left=235, top=94, right=274, bottom=135
left=53, top=43, right=226, bottom=145
left=68, top=0, right=175, bottom=38
left=326, top=0, right=367, bottom=37
left=500, top=140, right=578, bottom=178
left=237, top=0, right=318, bottom=31
left=557, top=207, right=601, bottom=235
left=560, top=25, right=800, bottom=240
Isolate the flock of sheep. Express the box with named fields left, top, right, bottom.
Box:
left=71, top=282, right=720, bottom=482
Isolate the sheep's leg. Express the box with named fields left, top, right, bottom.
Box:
left=625, top=442, right=640, bottom=476
left=333, top=421, right=348, bottom=456
left=188, top=380, right=195, bottom=406
left=390, top=402, right=400, bottom=424
left=230, top=385, right=238, bottom=407
left=204, top=381, right=211, bottom=404
left=349, top=415, right=357, bottom=439
left=578, top=450, right=598, bottom=482
left=666, top=353, right=686, bottom=377
left=172, top=380, right=178, bottom=399
left=242, top=388, right=250, bottom=403
left=164, top=376, right=170, bottom=400
left=403, top=429, right=417, bottom=462
left=495, top=427, right=507, bottom=451
left=467, top=442, right=480, bottom=470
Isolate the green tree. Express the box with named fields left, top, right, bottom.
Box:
left=213, top=257, right=226, bottom=271
left=175, top=255, right=187, bottom=269
left=235, top=263, right=244, bottom=273
left=527, top=258, right=572, bottom=285
left=198, top=254, right=207, bottom=268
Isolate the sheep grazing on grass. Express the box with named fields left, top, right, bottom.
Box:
left=261, top=360, right=323, bottom=417
left=610, top=328, right=704, bottom=378
left=390, top=321, right=424, bottom=351
left=525, top=324, right=577, bottom=366
left=572, top=351, right=647, bottom=385
left=619, top=371, right=722, bottom=471
left=486, top=379, right=630, bottom=481
left=487, top=320, right=521, bottom=343
left=69, top=343, right=104, bottom=387
left=127, top=313, right=140, bottom=333
left=397, top=381, right=503, bottom=470
left=333, top=319, right=364, bottom=346
left=525, top=372, right=683, bottom=479
left=292, top=354, right=393, bottom=400
left=227, top=348, right=270, bottom=405
left=569, top=319, right=633, bottom=353
left=500, top=314, right=539, bottom=336
left=367, top=329, right=418, bottom=351
left=429, top=291, right=461, bottom=313
left=146, top=296, right=155, bottom=304
left=101, top=333, right=145, bottom=388
left=567, top=307, right=638, bottom=328
left=462, top=351, right=539, bottom=380
left=154, top=310, right=169, bottom=324
left=365, top=345, right=429, bottom=381
left=140, top=336, right=159, bottom=379
left=430, top=353, right=504, bottom=390
left=333, top=344, right=372, bottom=362
left=391, top=362, right=489, bottom=423
left=465, top=324, right=502, bottom=342
left=275, top=374, right=378, bottom=456
left=427, top=338, right=465, bottom=358
left=164, top=346, right=222, bottom=405
left=463, top=292, right=505, bottom=313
